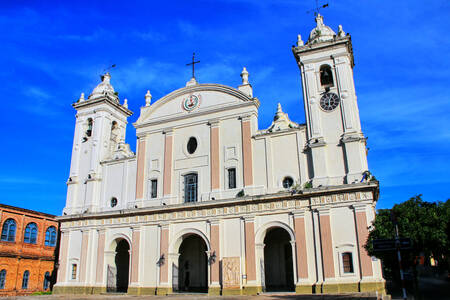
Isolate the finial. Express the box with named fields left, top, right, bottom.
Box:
left=79, top=92, right=85, bottom=102
left=241, top=67, right=249, bottom=85
left=277, top=103, right=282, bottom=114
left=338, top=25, right=346, bottom=38
left=102, top=72, right=111, bottom=83
left=297, top=34, right=304, bottom=46
left=123, top=98, right=128, bottom=109
left=145, top=90, right=152, bottom=106
left=315, top=13, right=324, bottom=27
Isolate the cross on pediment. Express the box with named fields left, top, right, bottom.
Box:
left=186, top=52, right=200, bottom=79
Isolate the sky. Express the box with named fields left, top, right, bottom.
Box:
left=0, top=0, right=449, bottom=215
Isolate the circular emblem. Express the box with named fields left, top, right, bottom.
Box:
left=320, top=92, right=340, bottom=111
left=183, top=95, right=200, bottom=111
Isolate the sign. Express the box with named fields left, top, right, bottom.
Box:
left=372, top=238, right=412, bottom=252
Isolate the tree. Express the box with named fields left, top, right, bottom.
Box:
left=366, top=195, right=450, bottom=280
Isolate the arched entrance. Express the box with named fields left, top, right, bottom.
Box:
left=177, top=234, right=208, bottom=293
left=263, top=227, right=295, bottom=292
left=107, top=238, right=130, bottom=293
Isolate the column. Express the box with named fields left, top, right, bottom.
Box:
left=157, top=225, right=169, bottom=295
left=57, top=231, right=69, bottom=283
left=95, top=229, right=106, bottom=285
left=294, top=212, right=309, bottom=281
left=317, top=207, right=336, bottom=293
left=210, top=121, right=220, bottom=191
left=241, top=116, right=253, bottom=187
left=135, top=136, right=147, bottom=200
left=244, top=217, right=257, bottom=292
left=79, top=230, right=89, bottom=283
left=163, top=130, right=173, bottom=197
left=353, top=204, right=373, bottom=278
left=130, top=227, right=141, bottom=284
left=209, top=220, right=220, bottom=294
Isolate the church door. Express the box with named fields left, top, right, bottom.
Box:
left=177, top=235, right=208, bottom=293
left=263, top=227, right=294, bottom=292
left=114, top=239, right=130, bottom=293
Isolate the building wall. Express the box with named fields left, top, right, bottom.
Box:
left=0, top=205, right=59, bottom=296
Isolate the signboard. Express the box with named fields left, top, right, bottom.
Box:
left=372, top=238, right=412, bottom=252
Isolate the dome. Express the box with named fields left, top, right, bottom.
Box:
left=307, top=14, right=336, bottom=44
left=89, top=73, right=117, bottom=100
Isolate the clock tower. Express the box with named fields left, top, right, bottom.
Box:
left=292, top=14, right=368, bottom=186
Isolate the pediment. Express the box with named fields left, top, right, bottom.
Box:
left=135, top=84, right=256, bottom=126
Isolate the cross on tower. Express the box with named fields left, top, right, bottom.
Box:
left=306, top=0, right=328, bottom=16
left=186, top=52, right=200, bottom=79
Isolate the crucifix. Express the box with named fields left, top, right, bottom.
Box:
left=186, top=52, right=200, bottom=79
left=306, top=0, right=328, bottom=16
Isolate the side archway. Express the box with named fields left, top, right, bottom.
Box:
left=105, top=234, right=132, bottom=293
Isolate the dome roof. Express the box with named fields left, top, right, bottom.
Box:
left=89, top=73, right=117, bottom=101
left=307, top=14, right=336, bottom=44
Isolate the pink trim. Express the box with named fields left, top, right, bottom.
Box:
left=131, top=230, right=140, bottom=283
left=210, top=126, right=220, bottom=190
left=96, top=231, right=105, bottom=283
left=356, top=211, right=373, bottom=277
left=163, top=135, right=173, bottom=196
left=241, top=120, right=253, bottom=186
left=58, top=232, right=69, bottom=281
left=79, top=231, right=89, bottom=282
left=135, top=139, right=146, bottom=199
left=245, top=221, right=256, bottom=281
left=160, top=228, right=169, bottom=283
left=319, top=215, right=335, bottom=279
left=294, top=217, right=308, bottom=279
left=210, top=224, right=220, bottom=282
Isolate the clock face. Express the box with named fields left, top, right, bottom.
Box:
left=320, top=92, right=340, bottom=111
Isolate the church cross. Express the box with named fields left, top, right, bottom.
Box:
left=306, top=0, right=329, bottom=16
left=186, top=52, right=200, bottom=79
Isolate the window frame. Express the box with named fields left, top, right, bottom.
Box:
left=228, top=168, right=237, bottom=189
left=22, top=270, right=29, bottom=289
left=319, top=64, right=334, bottom=87
left=24, top=222, right=38, bottom=244
left=71, top=264, right=77, bottom=280
left=45, top=226, right=57, bottom=247
left=342, top=252, right=354, bottom=274
left=43, top=271, right=50, bottom=290
left=0, top=269, right=6, bottom=289
left=184, top=173, right=198, bottom=203
left=151, top=179, right=158, bottom=198
left=1, top=219, right=16, bottom=242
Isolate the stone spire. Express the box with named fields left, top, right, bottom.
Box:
left=123, top=98, right=128, bottom=109
left=89, top=72, right=117, bottom=101
left=307, top=13, right=336, bottom=45
left=78, top=92, right=85, bottom=102
left=238, top=67, right=253, bottom=98
left=338, top=25, right=346, bottom=38
left=145, top=90, right=152, bottom=106
left=297, top=34, right=304, bottom=47
left=266, top=103, right=299, bottom=132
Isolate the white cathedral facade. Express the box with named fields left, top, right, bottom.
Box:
left=54, top=15, right=386, bottom=296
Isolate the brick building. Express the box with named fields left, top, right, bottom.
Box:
left=0, top=204, right=59, bottom=295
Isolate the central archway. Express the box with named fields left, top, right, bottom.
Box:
left=115, top=239, right=130, bottom=293
left=263, top=227, right=295, bottom=292
left=177, top=234, right=208, bottom=293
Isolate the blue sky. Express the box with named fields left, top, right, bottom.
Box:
left=0, top=0, right=449, bottom=215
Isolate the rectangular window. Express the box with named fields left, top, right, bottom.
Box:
left=184, top=173, right=198, bottom=203
left=151, top=179, right=157, bottom=198
left=71, top=264, right=77, bottom=280
left=342, top=252, right=354, bottom=273
left=228, top=168, right=236, bottom=189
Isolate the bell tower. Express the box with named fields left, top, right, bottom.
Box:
left=292, top=14, right=368, bottom=186
left=64, top=73, right=133, bottom=214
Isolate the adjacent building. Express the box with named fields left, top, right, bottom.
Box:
left=0, top=204, right=59, bottom=295
left=54, top=15, right=385, bottom=295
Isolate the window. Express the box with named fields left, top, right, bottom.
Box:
left=320, top=65, right=334, bottom=87
left=0, top=269, right=6, bottom=289
left=342, top=252, right=354, bottom=273
left=22, top=270, right=29, bottom=289
left=187, top=137, right=198, bottom=154
left=228, top=168, right=236, bottom=189
left=111, top=197, right=118, bottom=207
left=1, top=219, right=16, bottom=242
left=45, top=226, right=57, bottom=247
left=71, top=264, right=77, bottom=280
left=282, top=176, right=294, bottom=188
left=151, top=179, right=158, bottom=198
left=24, top=223, right=38, bottom=244
left=184, top=173, right=198, bottom=203
left=86, top=118, right=93, bottom=137
left=43, top=271, right=50, bottom=290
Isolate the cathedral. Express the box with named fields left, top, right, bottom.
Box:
left=54, top=15, right=385, bottom=296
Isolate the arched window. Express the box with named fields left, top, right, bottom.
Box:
left=184, top=173, right=198, bottom=203
left=43, top=271, right=50, bottom=290
left=0, top=269, right=6, bottom=289
left=320, top=64, right=334, bottom=87
left=45, top=226, right=57, bottom=247
left=22, top=270, right=29, bottom=289
left=86, top=118, right=93, bottom=137
left=1, top=219, right=16, bottom=242
left=24, top=223, right=38, bottom=244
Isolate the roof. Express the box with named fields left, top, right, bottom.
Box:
left=0, top=203, right=57, bottom=219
